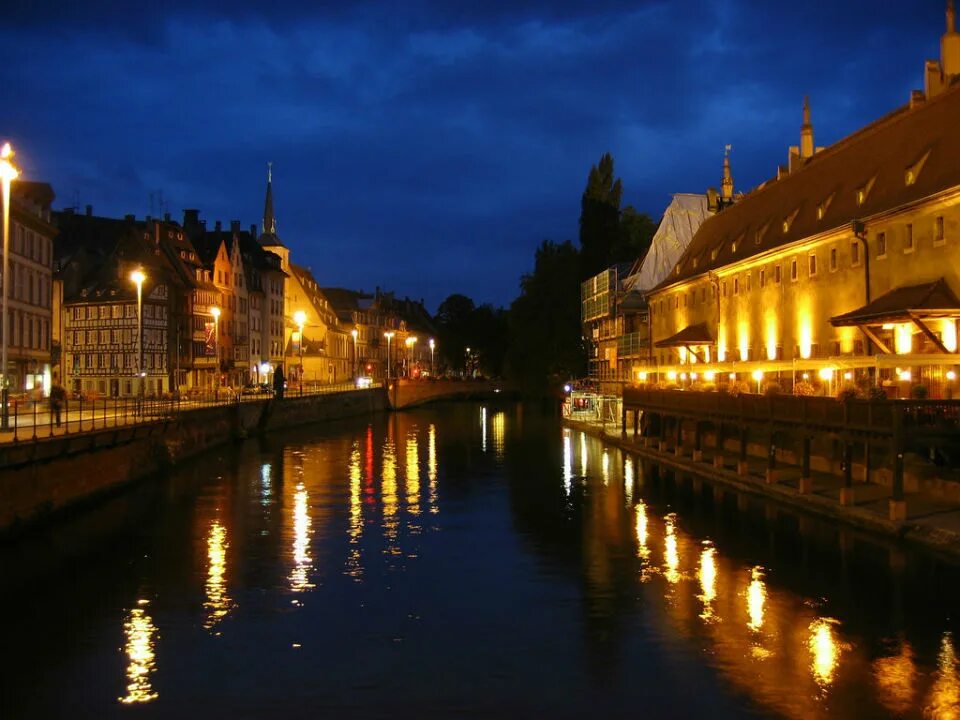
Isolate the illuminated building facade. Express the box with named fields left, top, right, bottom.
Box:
left=642, top=7, right=960, bottom=397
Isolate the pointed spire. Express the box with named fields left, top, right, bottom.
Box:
left=262, top=162, right=276, bottom=236
left=944, top=0, right=960, bottom=78
left=949, top=0, right=956, bottom=33
left=721, top=145, right=734, bottom=203
left=800, top=96, right=814, bottom=160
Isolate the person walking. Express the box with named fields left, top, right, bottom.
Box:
left=273, top=366, right=285, bottom=400
left=50, top=381, right=66, bottom=427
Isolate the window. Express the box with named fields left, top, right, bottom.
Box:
left=935, top=216, right=945, bottom=245
left=830, top=247, right=838, bottom=272
left=722, top=281, right=727, bottom=298
left=857, top=189, right=865, bottom=206
left=904, top=224, right=915, bottom=253
left=791, top=259, right=798, bottom=281
left=760, top=269, right=766, bottom=288
left=851, top=241, right=861, bottom=267
left=734, top=278, right=739, bottom=295
left=746, top=273, right=752, bottom=292
left=774, top=265, right=782, bottom=284
left=877, top=232, right=887, bottom=257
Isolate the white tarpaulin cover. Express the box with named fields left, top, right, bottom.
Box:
left=623, top=193, right=709, bottom=293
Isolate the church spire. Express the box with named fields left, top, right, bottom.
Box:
left=262, top=161, right=276, bottom=236
left=721, top=145, right=734, bottom=203
left=944, top=0, right=960, bottom=77
left=800, top=96, right=815, bottom=160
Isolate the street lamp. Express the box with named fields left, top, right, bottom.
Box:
left=130, top=269, right=146, bottom=405
left=351, top=328, right=358, bottom=379
left=210, top=306, right=221, bottom=400
left=429, top=338, right=435, bottom=377
left=1, top=143, right=20, bottom=430
left=384, top=331, right=394, bottom=380
left=294, top=310, right=306, bottom=396
left=465, top=346, right=471, bottom=378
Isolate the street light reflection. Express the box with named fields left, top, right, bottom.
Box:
left=382, top=439, right=399, bottom=551
left=926, top=632, right=959, bottom=719
left=118, top=600, right=159, bottom=705
left=406, top=431, right=421, bottom=519
left=809, top=617, right=842, bottom=688
left=663, top=514, right=681, bottom=585
left=346, top=442, right=363, bottom=579
left=204, top=520, right=232, bottom=630
left=562, top=430, right=573, bottom=495
left=698, top=543, right=717, bottom=622
left=428, top=424, right=438, bottom=513
left=289, top=483, right=313, bottom=592
left=873, top=640, right=916, bottom=716
left=746, top=566, right=766, bottom=632
left=624, top=456, right=634, bottom=504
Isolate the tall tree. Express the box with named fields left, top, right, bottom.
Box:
left=579, top=152, right=623, bottom=280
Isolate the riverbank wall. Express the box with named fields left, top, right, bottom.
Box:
left=0, top=388, right=388, bottom=535
left=566, top=418, right=960, bottom=563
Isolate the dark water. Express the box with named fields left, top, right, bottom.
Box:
left=2, top=403, right=960, bottom=719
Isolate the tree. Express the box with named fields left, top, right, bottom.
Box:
left=435, top=293, right=508, bottom=377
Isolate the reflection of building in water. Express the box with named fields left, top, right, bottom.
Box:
left=405, top=431, right=421, bottom=520
left=480, top=406, right=487, bottom=452
left=663, top=514, right=681, bottom=585
left=428, top=423, right=438, bottom=513
left=624, top=456, right=634, bottom=503
left=634, top=501, right=650, bottom=563
left=381, top=438, right=399, bottom=553
left=204, top=520, right=232, bottom=629
left=746, top=567, right=766, bottom=633
left=579, top=432, right=588, bottom=478
left=601, top=450, right=610, bottom=485
left=118, top=600, right=159, bottom=705
left=260, top=463, right=272, bottom=507
left=873, top=640, right=916, bottom=715
left=562, top=430, right=573, bottom=495
left=346, top=441, right=364, bottom=579
left=927, top=632, right=960, bottom=718
left=289, top=482, right=313, bottom=592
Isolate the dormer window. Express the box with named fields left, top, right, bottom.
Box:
left=692, top=257, right=698, bottom=269
left=731, top=241, right=737, bottom=254
left=905, top=149, right=930, bottom=187
left=856, top=177, right=876, bottom=207
left=710, top=248, right=718, bottom=261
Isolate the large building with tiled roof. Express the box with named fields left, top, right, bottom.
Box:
left=642, top=4, right=960, bottom=398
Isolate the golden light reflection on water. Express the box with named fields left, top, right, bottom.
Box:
left=579, top=432, right=587, bottom=478
left=346, top=442, right=363, bottom=579
left=289, top=483, right=314, bottom=592
left=562, top=430, right=573, bottom=495
left=481, top=407, right=487, bottom=452
left=491, top=411, right=505, bottom=460
left=624, top=456, right=634, bottom=504
left=428, top=424, right=438, bottom=513
left=118, top=600, right=158, bottom=705
left=663, top=514, right=681, bottom=585
left=926, top=632, right=960, bottom=719
left=405, top=431, right=421, bottom=518
left=634, top=501, right=649, bottom=562
left=204, top=520, right=231, bottom=629
left=746, top=567, right=765, bottom=633
left=698, top=543, right=717, bottom=622
left=382, top=440, right=399, bottom=551
left=874, top=640, right=916, bottom=715
left=809, top=618, right=842, bottom=688
left=601, top=450, right=610, bottom=485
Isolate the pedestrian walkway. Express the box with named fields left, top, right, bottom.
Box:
left=565, top=414, right=960, bottom=562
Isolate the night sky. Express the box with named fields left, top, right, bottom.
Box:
left=1, top=1, right=945, bottom=310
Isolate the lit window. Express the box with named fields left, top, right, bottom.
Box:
left=904, top=224, right=914, bottom=253
left=935, top=216, right=945, bottom=245
left=857, top=189, right=865, bottom=206
left=877, top=232, right=887, bottom=257
left=734, top=278, right=739, bottom=295
left=817, top=204, right=824, bottom=220
left=731, top=241, right=737, bottom=253
left=774, top=265, right=782, bottom=284
left=760, top=269, right=766, bottom=288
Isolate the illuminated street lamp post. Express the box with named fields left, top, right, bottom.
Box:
left=429, top=338, right=435, bottom=377
left=210, top=306, right=221, bottom=400
left=294, top=310, right=306, bottom=396
left=130, top=269, right=146, bottom=408
left=1, top=143, right=20, bottom=430
left=351, top=328, right=358, bottom=379
left=465, top=346, right=471, bottom=378
left=384, top=331, right=394, bottom=380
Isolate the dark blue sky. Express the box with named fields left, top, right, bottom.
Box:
left=1, top=1, right=946, bottom=310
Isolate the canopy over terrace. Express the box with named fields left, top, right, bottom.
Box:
left=654, top=322, right=714, bottom=363
left=830, top=278, right=960, bottom=355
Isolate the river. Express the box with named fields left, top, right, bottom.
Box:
left=2, top=402, right=959, bottom=718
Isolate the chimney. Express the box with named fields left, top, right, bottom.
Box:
left=183, top=208, right=200, bottom=229
left=85, top=204, right=93, bottom=216
left=706, top=187, right=719, bottom=213
left=231, top=220, right=241, bottom=233
left=164, top=212, right=171, bottom=222
left=910, top=89, right=926, bottom=108
left=215, top=220, right=222, bottom=232
left=800, top=96, right=814, bottom=160
left=944, top=0, right=960, bottom=77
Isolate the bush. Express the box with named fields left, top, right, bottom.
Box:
left=762, top=381, right=782, bottom=396
left=837, top=386, right=858, bottom=402
left=867, top=386, right=887, bottom=401
left=725, top=381, right=751, bottom=397
left=793, top=380, right=816, bottom=397
left=911, top=384, right=929, bottom=399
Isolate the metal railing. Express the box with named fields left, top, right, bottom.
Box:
left=0, top=381, right=366, bottom=445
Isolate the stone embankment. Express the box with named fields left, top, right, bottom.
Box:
left=0, top=388, right=387, bottom=534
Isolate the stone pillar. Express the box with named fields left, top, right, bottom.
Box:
left=713, top=422, right=724, bottom=469
left=840, top=442, right=854, bottom=506
left=674, top=418, right=684, bottom=457
left=863, top=441, right=871, bottom=484
left=633, top=408, right=640, bottom=438
left=737, top=427, right=749, bottom=476
left=765, top=436, right=777, bottom=484
left=798, top=436, right=812, bottom=494
left=692, top=422, right=703, bottom=462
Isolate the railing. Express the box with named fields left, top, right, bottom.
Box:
left=0, top=381, right=366, bottom=445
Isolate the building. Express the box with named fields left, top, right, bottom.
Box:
left=3, top=182, right=56, bottom=397
left=286, top=264, right=349, bottom=386
left=642, top=5, right=960, bottom=398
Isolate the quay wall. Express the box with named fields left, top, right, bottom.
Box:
left=0, top=388, right=388, bottom=534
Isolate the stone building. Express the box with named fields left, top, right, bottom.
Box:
left=643, top=5, right=960, bottom=398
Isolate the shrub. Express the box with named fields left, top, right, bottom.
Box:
left=793, top=380, right=816, bottom=397
left=911, top=384, right=929, bottom=399
left=837, top=386, right=858, bottom=402
left=762, top=381, right=782, bottom=396
left=867, top=386, right=887, bottom=401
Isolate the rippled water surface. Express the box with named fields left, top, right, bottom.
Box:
left=2, top=402, right=960, bottom=719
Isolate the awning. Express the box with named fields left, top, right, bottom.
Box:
left=654, top=322, right=714, bottom=348
left=830, top=278, right=960, bottom=327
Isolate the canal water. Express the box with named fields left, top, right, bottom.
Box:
left=2, top=402, right=959, bottom=719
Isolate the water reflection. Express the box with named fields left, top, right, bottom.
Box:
left=746, top=567, right=765, bottom=633
left=601, top=450, right=610, bottom=485
left=481, top=407, right=487, bottom=452
left=428, top=423, right=438, bottom=513
left=204, top=520, right=232, bottom=629
left=927, top=632, right=960, bottom=718
left=118, top=600, right=158, bottom=705
left=663, top=514, right=681, bottom=586
left=579, top=432, right=587, bottom=478
left=260, top=463, right=272, bottom=507
left=698, top=543, right=717, bottom=622
left=809, top=617, right=842, bottom=688
left=491, top=411, right=505, bottom=460
left=623, top=456, right=634, bottom=504
left=562, top=430, right=573, bottom=495
left=873, top=639, right=916, bottom=715
left=382, top=438, right=399, bottom=554
left=406, top=431, right=421, bottom=519
left=346, top=442, right=363, bottom=579
left=289, top=483, right=313, bottom=592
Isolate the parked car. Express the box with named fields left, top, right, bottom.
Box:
left=241, top=383, right=273, bottom=396
left=355, top=376, right=373, bottom=389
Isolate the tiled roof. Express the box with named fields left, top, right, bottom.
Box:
left=830, top=278, right=960, bottom=326
left=654, top=321, right=713, bottom=347
left=654, top=82, right=960, bottom=292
